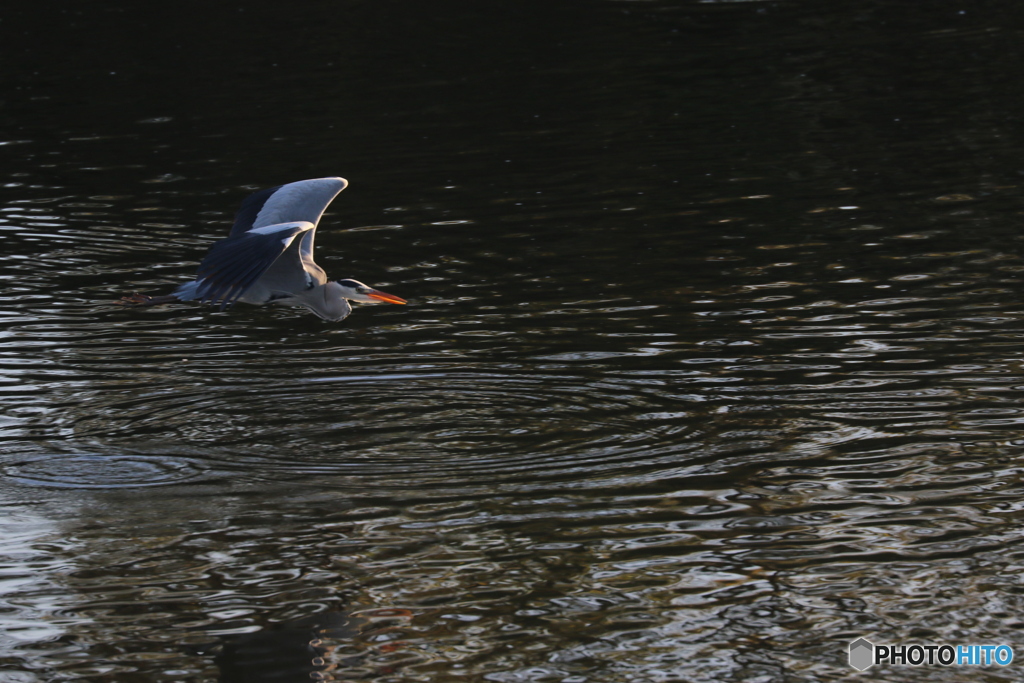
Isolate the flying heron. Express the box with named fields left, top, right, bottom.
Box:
left=120, top=177, right=406, bottom=321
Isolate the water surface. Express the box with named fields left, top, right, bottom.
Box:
left=4, top=1, right=1024, bottom=681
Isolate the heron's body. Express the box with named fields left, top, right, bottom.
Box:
left=122, top=177, right=405, bottom=321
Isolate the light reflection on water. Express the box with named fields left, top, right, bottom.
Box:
left=6, top=1, right=1024, bottom=680
left=5, top=178, right=1024, bottom=680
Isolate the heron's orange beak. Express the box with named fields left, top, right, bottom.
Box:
left=368, top=290, right=407, bottom=305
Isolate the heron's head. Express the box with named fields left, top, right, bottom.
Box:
left=333, top=278, right=407, bottom=306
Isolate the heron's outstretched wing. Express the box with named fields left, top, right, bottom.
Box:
left=194, top=221, right=315, bottom=308
left=229, top=177, right=348, bottom=243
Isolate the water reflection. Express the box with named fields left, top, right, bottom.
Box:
left=6, top=0, right=1024, bottom=680
left=0, top=497, right=84, bottom=683
left=204, top=608, right=413, bottom=682
left=6, top=180, right=1024, bottom=680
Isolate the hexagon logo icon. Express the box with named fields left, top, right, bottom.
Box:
left=849, top=638, right=874, bottom=670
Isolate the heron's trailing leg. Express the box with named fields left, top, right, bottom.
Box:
left=117, top=293, right=180, bottom=307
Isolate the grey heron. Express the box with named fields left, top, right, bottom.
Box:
left=120, top=177, right=406, bottom=321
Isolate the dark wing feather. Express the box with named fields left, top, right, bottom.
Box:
left=194, top=222, right=312, bottom=308
left=228, top=184, right=283, bottom=238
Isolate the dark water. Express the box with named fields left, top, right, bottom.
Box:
left=5, top=1, right=1024, bottom=681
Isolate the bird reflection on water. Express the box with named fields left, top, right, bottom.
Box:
left=204, top=608, right=413, bottom=682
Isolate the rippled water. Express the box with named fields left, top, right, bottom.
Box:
left=6, top=1, right=1024, bottom=681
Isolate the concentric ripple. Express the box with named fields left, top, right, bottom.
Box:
left=3, top=452, right=210, bottom=489
left=41, top=365, right=707, bottom=490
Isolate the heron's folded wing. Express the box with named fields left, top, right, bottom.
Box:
left=194, top=221, right=314, bottom=308
left=229, top=177, right=348, bottom=238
